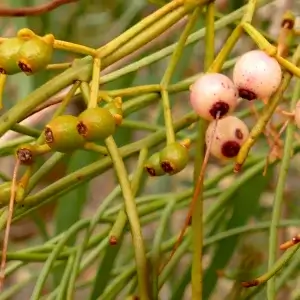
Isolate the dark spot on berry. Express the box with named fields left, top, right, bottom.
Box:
left=77, top=121, right=88, bottom=136
left=44, top=127, right=54, bottom=143
left=235, top=129, right=243, bottom=140
left=281, top=19, right=294, bottom=29
left=18, top=61, right=32, bottom=74
left=209, top=101, right=230, bottom=119
left=145, top=166, right=156, bottom=176
left=0, top=68, right=6, bottom=74
left=238, top=88, right=257, bottom=101
left=221, top=141, right=240, bottom=158
left=109, top=235, right=117, bottom=245
left=17, top=148, right=33, bottom=165
left=161, top=161, right=174, bottom=174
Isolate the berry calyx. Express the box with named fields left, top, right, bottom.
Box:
left=205, top=116, right=249, bottom=160
left=44, top=115, right=85, bottom=153
left=15, top=143, right=51, bottom=165
left=189, top=73, right=238, bottom=121
left=77, top=107, right=116, bottom=141
left=144, top=152, right=165, bottom=177
left=232, top=50, right=282, bottom=101
left=17, top=34, right=54, bottom=75
left=159, top=142, right=189, bottom=175
left=0, top=38, right=24, bottom=75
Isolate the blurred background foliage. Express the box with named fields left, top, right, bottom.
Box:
left=0, top=0, right=300, bottom=299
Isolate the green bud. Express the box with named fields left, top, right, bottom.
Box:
left=44, top=115, right=85, bottom=153
left=144, top=152, right=165, bottom=177
left=159, top=142, right=189, bottom=175
left=17, top=34, right=54, bottom=75
left=0, top=37, right=24, bottom=75
left=77, top=107, right=116, bottom=141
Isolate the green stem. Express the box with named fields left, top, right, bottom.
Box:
left=30, top=220, right=90, bottom=300
left=56, top=255, right=75, bottom=300
left=12, top=124, right=40, bottom=138
left=267, top=80, right=300, bottom=299
left=0, top=57, right=93, bottom=138
left=99, top=0, right=269, bottom=85
left=97, top=0, right=183, bottom=57
left=105, top=137, right=150, bottom=300
left=151, top=199, right=176, bottom=299
left=244, top=244, right=300, bottom=289
left=101, top=6, right=190, bottom=69
left=191, top=2, right=214, bottom=299
left=160, top=7, right=201, bottom=144
left=106, top=84, right=161, bottom=97
left=67, top=149, right=147, bottom=300
left=80, top=81, right=90, bottom=105
left=89, top=57, right=101, bottom=108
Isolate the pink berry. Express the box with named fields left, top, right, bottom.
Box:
left=233, top=50, right=282, bottom=101
left=294, top=101, right=300, bottom=129
left=189, top=73, right=238, bottom=121
left=205, top=116, right=249, bottom=160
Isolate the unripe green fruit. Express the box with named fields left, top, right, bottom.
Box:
left=0, top=37, right=24, bottom=75
left=144, top=152, right=165, bottom=177
left=77, top=107, right=116, bottom=141
left=159, top=142, right=189, bottom=175
left=17, top=34, right=54, bottom=75
left=0, top=182, right=24, bottom=207
left=44, top=115, right=85, bottom=153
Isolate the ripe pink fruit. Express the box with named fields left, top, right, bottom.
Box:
left=233, top=50, right=282, bottom=101
left=189, top=73, right=238, bottom=121
left=205, top=116, right=249, bottom=160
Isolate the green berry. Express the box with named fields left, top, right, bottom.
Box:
left=144, top=152, right=165, bottom=177
left=44, top=115, right=85, bottom=153
left=0, top=37, right=24, bottom=75
left=17, top=34, right=54, bottom=75
left=159, top=142, right=189, bottom=175
left=77, top=107, right=116, bottom=141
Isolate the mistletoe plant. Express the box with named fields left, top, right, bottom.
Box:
left=0, top=0, right=300, bottom=300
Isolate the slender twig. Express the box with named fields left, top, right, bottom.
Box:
left=0, top=160, right=20, bottom=291
left=0, top=0, right=77, bottom=17
left=105, top=137, right=150, bottom=300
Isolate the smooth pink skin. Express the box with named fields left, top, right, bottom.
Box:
left=205, top=116, right=249, bottom=160
left=189, top=73, right=238, bottom=121
left=295, top=101, right=300, bottom=129
left=233, top=50, right=282, bottom=100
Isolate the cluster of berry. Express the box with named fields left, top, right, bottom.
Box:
left=16, top=98, right=123, bottom=166
left=0, top=28, right=54, bottom=76
left=190, top=49, right=283, bottom=161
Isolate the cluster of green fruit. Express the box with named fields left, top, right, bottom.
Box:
left=0, top=28, right=54, bottom=75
